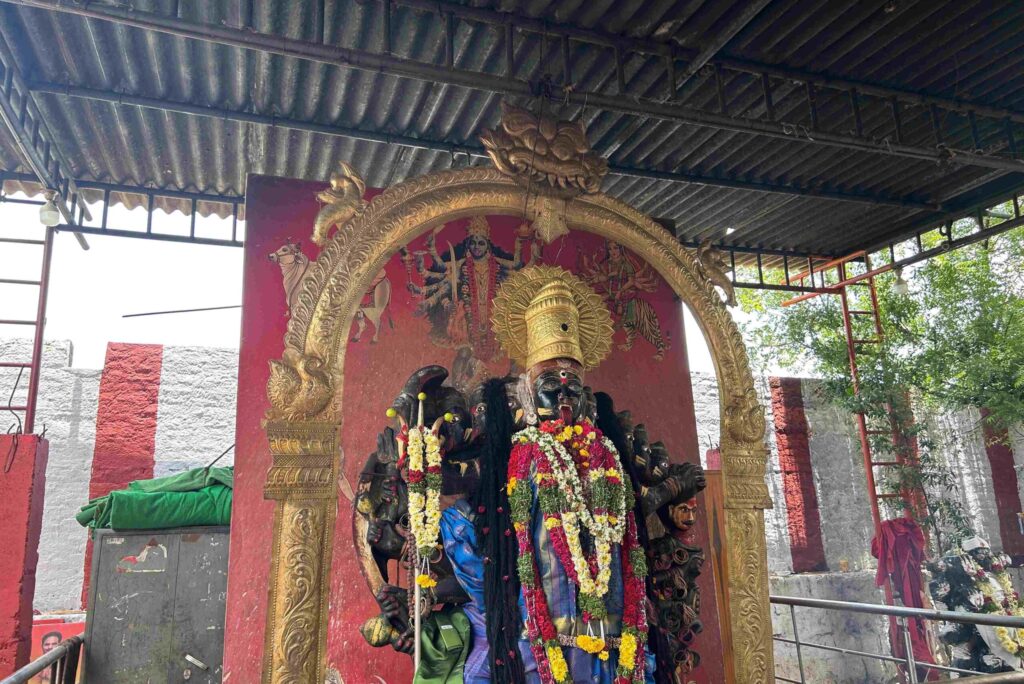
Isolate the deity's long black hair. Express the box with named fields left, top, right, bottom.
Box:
left=471, top=378, right=524, bottom=683
left=595, top=391, right=673, bottom=684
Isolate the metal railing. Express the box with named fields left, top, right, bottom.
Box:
left=0, top=635, right=83, bottom=684
left=771, top=595, right=1024, bottom=683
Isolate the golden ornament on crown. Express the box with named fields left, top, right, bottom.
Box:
left=491, top=265, right=614, bottom=372
left=465, top=215, right=491, bottom=239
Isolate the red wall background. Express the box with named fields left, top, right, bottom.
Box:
left=225, top=174, right=724, bottom=683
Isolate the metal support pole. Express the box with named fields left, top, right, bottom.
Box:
left=899, top=617, right=918, bottom=684
left=24, top=226, right=53, bottom=435
left=790, top=604, right=806, bottom=684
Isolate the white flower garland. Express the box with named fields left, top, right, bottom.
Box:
left=515, top=425, right=628, bottom=602
left=407, top=426, right=443, bottom=558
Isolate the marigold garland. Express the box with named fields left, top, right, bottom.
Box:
left=509, top=419, right=648, bottom=683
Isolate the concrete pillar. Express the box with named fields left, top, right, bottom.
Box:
left=0, top=435, right=48, bottom=676
left=769, top=377, right=828, bottom=572
left=80, top=343, right=163, bottom=607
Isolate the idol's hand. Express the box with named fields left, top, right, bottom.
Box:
left=392, top=627, right=415, bottom=655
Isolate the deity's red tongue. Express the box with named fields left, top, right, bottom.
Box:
left=559, top=405, right=573, bottom=423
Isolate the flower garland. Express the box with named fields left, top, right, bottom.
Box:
left=406, top=423, right=443, bottom=559
left=973, top=557, right=1024, bottom=658
left=508, top=419, right=648, bottom=683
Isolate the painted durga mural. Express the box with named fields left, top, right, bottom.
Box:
left=252, top=101, right=772, bottom=684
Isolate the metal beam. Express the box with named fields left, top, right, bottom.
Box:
left=5, top=0, right=1024, bottom=173
left=28, top=81, right=942, bottom=211
left=392, top=0, right=1024, bottom=126
left=675, top=0, right=773, bottom=89
left=0, top=24, right=89, bottom=248
left=782, top=211, right=1024, bottom=306
left=55, top=224, right=243, bottom=248
left=2, top=170, right=244, bottom=205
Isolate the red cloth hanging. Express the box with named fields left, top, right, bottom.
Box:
left=871, top=517, right=939, bottom=681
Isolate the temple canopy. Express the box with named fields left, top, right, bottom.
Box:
left=0, top=0, right=1022, bottom=265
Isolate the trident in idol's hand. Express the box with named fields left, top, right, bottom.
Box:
left=385, top=391, right=451, bottom=674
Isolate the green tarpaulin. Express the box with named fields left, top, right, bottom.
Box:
left=76, top=466, right=233, bottom=531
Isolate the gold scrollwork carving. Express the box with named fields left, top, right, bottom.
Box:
left=267, top=349, right=334, bottom=421
left=726, top=387, right=768, bottom=445
left=265, top=501, right=330, bottom=684
left=725, top=508, right=773, bottom=683
left=313, top=161, right=368, bottom=246
left=262, top=129, right=773, bottom=681
left=694, top=238, right=738, bottom=307
left=480, top=101, right=608, bottom=197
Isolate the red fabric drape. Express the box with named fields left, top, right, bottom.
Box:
left=871, top=518, right=938, bottom=680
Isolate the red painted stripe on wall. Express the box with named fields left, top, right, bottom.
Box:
left=981, top=408, right=1024, bottom=557
left=769, top=377, right=828, bottom=572
left=80, top=343, right=163, bottom=607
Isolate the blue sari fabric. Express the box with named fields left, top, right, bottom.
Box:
left=441, top=490, right=656, bottom=683
left=440, top=500, right=538, bottom=683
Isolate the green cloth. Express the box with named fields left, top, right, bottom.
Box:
left=76, top=466, right=233, bottom=530
left=413, top=608, right=471, bottom=684
left=128, top=465, right=233, bottom=493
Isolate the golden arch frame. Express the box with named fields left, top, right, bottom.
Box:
left=261, top=166, right=774, bottom=683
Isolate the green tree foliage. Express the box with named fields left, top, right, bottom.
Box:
left=737, top=215, right=1024, bottom=554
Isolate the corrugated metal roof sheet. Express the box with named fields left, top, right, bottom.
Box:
left=1, top=0, right=1023, bottom=256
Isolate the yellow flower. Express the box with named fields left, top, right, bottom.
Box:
left=547, top=646, right=569, bottom=682
left=579, top=448, right=589, bottom=457
left=574, top=424, right=583, bottom=435
left=519, top=436, right=529, bottom=443
left=619, top=632, right=638, bottom=669
left=608, top=515, right=619, bottom=525
left=415, top=574, right=437, bottom=588
left=598, top=650, right=609, bottom=661
left=544, top=517, right=562, bottom=530
left=514, top=522, right=525, bottom=532
left=587, top=431, right=597, bottom=441
left=575, top=635, right=606, bottom=654
left=507, top=477, right=518, bottom=495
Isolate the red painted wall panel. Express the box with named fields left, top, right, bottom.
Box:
left=226, top=174, right=721, bottom=682
left=0, top=435, right=48, bottom=676
left=981, top=408, right=1024, bottom=557
left=79, top=343, right=163, bottom=607
left=769, top=377, right=828, bottom=572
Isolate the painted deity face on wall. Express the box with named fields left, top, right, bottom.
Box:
left=533, top=367, right=586, bottom=424
left=467, top=234, right=490, bottom=259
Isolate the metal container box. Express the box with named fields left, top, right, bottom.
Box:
left=84, top=527, right=229, bottom=683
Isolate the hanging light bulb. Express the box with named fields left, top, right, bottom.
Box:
left=893, top=266, right=910, bottom=295
left=38, top=191, right=61, bottom=227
